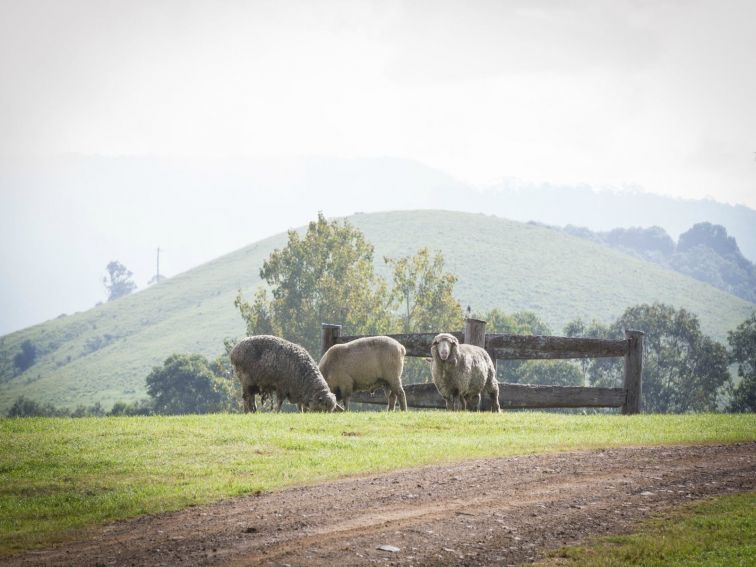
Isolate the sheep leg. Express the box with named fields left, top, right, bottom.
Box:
left=489, top=391, right=501, bottom=412
left=275, top=392, right=285, bottom=412
left=465, top=393, right=481, bottom=411
left=486, top=375, right=501, bottom=413
left=450, top=395, right=460, bottom=411
left=396, top=386, right=407, bottom=411
left=242, top=385, right=257, bottom=413
left=387, top=391, right=397, bottom=411
left=444, top=397, right=454, bottom=411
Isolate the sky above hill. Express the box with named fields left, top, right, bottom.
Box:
left=1, top=0, right=755, bottom=335
left=1, top=0, right=755, bottom=205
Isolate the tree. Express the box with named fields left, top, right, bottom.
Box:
left=727, top=313, right=756, bottom=412
left=235, top=212, right=392, bottom=356
left=385, top=248, right=464, bottom=334
left=145, top=353, right=238, bottom=415
left=108, top=399, right=154, bottom=416
left=563, top=319, right=618, bottom=387
left=381, top=248, right=464, bottom=385
left=483, top=308, right=551, bottom=336
left=617, top=304, right=730, bottom=413
left=13, top=340, right=37, bottom=372
left=564, top=304, right=731, bottom=413
left=103, top=261, right=137, bottom=301
left=6, top=396, right=66, bottom=417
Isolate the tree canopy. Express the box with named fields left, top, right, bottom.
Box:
left=103, top=260, right=137, bottom=302
left=385, top=247, right=464, bottom=334
left=564, top=304, right=731, bottom=413
left=727, top=313, right=756, bottom=413
left=235, top=212, right=391, bottom=356
left=13, top=340, right=37, bottom=373
left=145, top=353, right=238, bottom=415
left=236, top=214, right=465, bottom=362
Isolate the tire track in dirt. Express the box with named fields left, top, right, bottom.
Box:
left=3, top=443, right=754, bottom=566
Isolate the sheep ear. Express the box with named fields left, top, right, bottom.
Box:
left=334, top=404, right=345, bottom=412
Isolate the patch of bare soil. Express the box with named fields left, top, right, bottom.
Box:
left=4, top=443, right=754, bottom=566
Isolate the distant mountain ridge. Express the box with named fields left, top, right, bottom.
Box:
left=559, top=222, right=756, bottom=303
left=1, top=210, right=753, bottom=413
left=447, top=180, right=756, bottom=263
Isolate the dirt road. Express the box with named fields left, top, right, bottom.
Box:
left=5, top=443, right=754, bottom=566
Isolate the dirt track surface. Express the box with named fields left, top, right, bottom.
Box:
left=5, top=443, right=754, bottom=567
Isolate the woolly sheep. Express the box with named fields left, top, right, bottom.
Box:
left=319, top=336, right=407, bottom=411
left=230, top=335, right=343, bottom=413
left=430, top=333, right=501, bottom=412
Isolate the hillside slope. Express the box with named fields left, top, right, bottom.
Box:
left=1, top=210, right=753, bottom=411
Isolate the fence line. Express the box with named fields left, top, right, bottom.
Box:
left=321, top=319, right=644, bottom=414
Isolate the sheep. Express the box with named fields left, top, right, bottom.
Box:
left=319, top=336, right=407, bottom=411
left=230, top=335, right=343, bottom=413
left=430, top=333, right=501, bottom=412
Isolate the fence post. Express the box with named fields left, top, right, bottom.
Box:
left=464, top=318, right=487, bottom=348
left=622, top=329, right=644, bottom=415
left=465, top=318, right=492, bottom=410
left=321, top=323, right=342, bottom=357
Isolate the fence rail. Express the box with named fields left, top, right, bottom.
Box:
left=321, top=319, right=644, bottom=414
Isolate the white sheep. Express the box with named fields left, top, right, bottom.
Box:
left=430, top=333, right=501, bottom=412
left=230, top=335, right=343, bottom=412
left=319, top=336, right=407, bottom=411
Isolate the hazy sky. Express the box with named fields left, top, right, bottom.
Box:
left=1, top=0, right=755, bottom=334
left=1, top=0, right=755, bottom=204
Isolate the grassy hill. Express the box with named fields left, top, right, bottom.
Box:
left=1, top=210, right=754, bottom=412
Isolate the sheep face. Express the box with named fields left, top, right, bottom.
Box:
left=307, top=391, right=343, bottom=412
left=432, top=333, right=459, bottom=362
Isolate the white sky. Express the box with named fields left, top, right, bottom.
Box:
left=1, top=0, right=755, bottom=206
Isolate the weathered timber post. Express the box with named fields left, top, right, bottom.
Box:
left=622, top=329, right=644, bottom=414
left=321, top=323, right=342, bottom=357
left=464, top=318, right=487, bottom=348
left=465, top=318, right=491, bottom=411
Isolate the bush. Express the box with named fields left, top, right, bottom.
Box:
left=108, top=399, right=154, bottom=416
left=146, top=353, right=239, bottom=415
left=13, top=340, right=37, bottom=373
left=7, top=396, right=67, bottom=417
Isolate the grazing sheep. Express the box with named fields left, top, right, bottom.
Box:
left=319, top=336, right=407, bottom=411
left=430, top=333, right=500, bottom=412
left=230, top=335, right=342, bottom=413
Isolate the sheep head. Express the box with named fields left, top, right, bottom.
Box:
left=431, top=333, right=459, bottom=363
left=307, top=391, right=343, bottom=412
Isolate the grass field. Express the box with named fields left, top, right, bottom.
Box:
left=1, top=210, right=753, bottom=413
left=1, top=412, right=754, bottom=555
left=542, top=492, right=756, bottom=566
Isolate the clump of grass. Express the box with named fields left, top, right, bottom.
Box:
left=543, top=492, right=756, bottom=566
left=1, top=412, right=754, bottom=555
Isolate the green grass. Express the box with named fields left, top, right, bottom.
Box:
left=1, top=412, right=754, bottom=555
left=542, top=492, right=756, bottom=566
left=1, top=210, right=754, bottom=412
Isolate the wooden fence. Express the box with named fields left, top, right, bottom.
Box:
left=321, top=319, right=644, bottom=414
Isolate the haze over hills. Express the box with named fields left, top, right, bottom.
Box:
left=0, top=210, right=753, bottom=413
left=2, top=155, right=755, bottom=336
